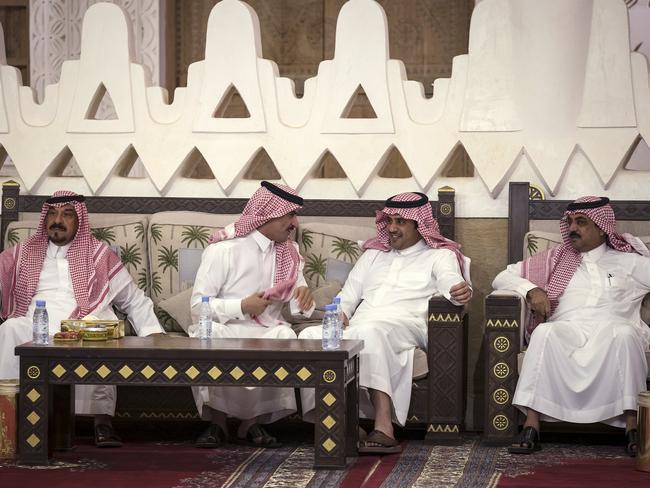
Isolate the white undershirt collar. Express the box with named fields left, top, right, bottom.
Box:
left=47, top=241, right=72, bottom=258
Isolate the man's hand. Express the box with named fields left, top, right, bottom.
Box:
left=241, top=292, right=272, bottom=316
left=526, top=287, right=550, bottom=319
left=293, top=286, right=314, bottom=312
left=342, top=313, right=349, bottom=328
left=450, top=281, right=472, bottom=304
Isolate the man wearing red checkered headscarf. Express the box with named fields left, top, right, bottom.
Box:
left=300, top=192, right=471, bottom=453
left=0, top=191, right=163, bottom=448
left=493, top=196, right=650, bottom=457
left=190, top=181, right=314, bottom=449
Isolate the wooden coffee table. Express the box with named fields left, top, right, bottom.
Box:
left=15, top=336, right=362, bottom=469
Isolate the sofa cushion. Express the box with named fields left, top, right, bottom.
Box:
left=297, top=222, right=376, bottom=289
left=522, top=231, right=562, bottom=259
left=156, top=288, right=193, bottom=334
left=147, top=212, right=234, bottom=303
left=5, top=215, right=149, bottom=294
left=412, top=348, right=429, bottom=380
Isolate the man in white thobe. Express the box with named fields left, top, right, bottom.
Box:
left=0, top=191, right=163, bottom=447
left=299, top=192, right=471, bottom=453
left=190, top=181, right=314, bottom=448
left=493, top=196, right=650, bottom=456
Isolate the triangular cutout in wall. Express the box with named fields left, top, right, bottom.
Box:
left=49, top=146, right=83, bottom=177
left=84, top=83, right=119, bottom=120
left=213, top=84, right=251, bottom=118
left=340, top=84, right=378, bottom=119
left=115, top=145, right=147, bottom=178
left=312, top=150, right=347, bottom=178
left=180, top=148, right=216, bottom=179
left=623, top=137, right=650, bottom=170
left=378, top=147, right=412, bottom=178
left=243, top=148, right=281, bottom=180
left=440, top=144, right=475, bottom=177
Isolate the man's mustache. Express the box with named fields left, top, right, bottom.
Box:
left=569, top=231, right=580, bottom=238
left=49, top=224, right=66, bottom=231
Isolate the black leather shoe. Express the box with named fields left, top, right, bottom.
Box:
left=195, top=424, right=227, bottom=448
left=95, top=424, right=123, bottom=448
left=508, top=426, right=541, bottom=454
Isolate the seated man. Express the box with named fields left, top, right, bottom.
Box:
left=299, top=192, right=471, bottom=453
left=493, top=196, right=650, bottom=456
left=190, top=181, right=314, bottom=448
left=0, top=191, right=164, bottom=447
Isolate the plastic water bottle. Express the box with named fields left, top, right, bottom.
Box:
left=32, top=300, right=49, bottom=345
left=322, top=303, right=340, bottom=350
left=333, top=296, right=344, bottom=343
left=198, top=296, right=212, bottom=340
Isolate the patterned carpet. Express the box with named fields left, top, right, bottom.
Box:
left=1, top=435, right=648, bottom=487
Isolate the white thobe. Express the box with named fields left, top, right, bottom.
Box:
left=493, top=243, right=650, bottom=427
left=300, top=239, right=466, bottom=425
left=0, top=242, right=163, bottom=415
left=190, top=231, right=307, bottom=423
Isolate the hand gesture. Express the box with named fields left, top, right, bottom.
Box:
left=526, top=287, right=550, bottom=320
left=450, top=281, right=472, bottom=304
left=241, top=292, right=272, bottom=316
left=292, top=286, right=315, bottom=312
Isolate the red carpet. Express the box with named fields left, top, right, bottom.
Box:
left=1, top=435, right=648, bottom=487
left=497, top=458, right=650, bottom=488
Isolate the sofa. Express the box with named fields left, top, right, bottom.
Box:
left=483, top=181, right=650, bottom=443
left=1, top=181, right=466, bottom=440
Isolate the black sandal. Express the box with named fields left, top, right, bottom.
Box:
left=625, top=429, right=638, bottom=458
left=508, top=426, right=541, bottom=454
left=195, top=423, right=228, bottom=448
left=95, top=424, right=123, bottom=448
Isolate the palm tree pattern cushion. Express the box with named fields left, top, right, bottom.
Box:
left=147, top=212, right=235, bottom=305
left=297, top=223, right=376, bottom=290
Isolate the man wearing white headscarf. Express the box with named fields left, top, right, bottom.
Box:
left=190, top=181, right=314, bottom=448
left=493, top=196, right=650, bottom=456
left=300, top=192, right=471, bottom=453
left=0, top=191, right=163, bottom=447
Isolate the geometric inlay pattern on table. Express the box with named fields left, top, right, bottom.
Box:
left=119, top=365, right=134, bottom=378
left=163, top=365, right=178, bottom=379
left=97, top=365, right=111, bottom=378
left=493, top=362, right=510, bottom=379
left=274, top=367, right=288, bottom=381
left=208, top=366, right=222, bottom=380
left=26, top=434, right=41, bottom=448
left=230, top=366, right=244, bottom=380
left=27, top=388, right=41, bottom=403
left=52, top=364, right=66, bottom=378
left=185, top=366, right=200, bottom=380
left=141, top=365, right=155, bottom=379
left=323, top=369, right=336, bottom=383
left=297, top=367, right=312, bottom=381
left=252, top=366, right=267, bottom=381
left=74, top=364, right=89, bottom=378
left=322, top=415, right=336, bottom=430
left=322, top=437, right=336, bottom=452
left=322, top=392, right=337, bottom=407
left=27, top=411, right=41, bottom=425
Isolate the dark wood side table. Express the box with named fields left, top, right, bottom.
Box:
left=16, top=336, right=362, bottom=469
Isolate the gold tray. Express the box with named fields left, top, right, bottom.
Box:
left=60, top=319, right=124, bottom=339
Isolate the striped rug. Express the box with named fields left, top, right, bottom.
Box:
left=1, top=436, right=647, bottom=487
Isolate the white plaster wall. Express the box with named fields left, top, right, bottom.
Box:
left=0, top=0, right=648, bottom=217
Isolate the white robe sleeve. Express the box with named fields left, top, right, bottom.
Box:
left=110, top=268, right=164, bottom=336
left=432, top=248, right=472, bottom=305
left=191, top=243, right=244, bottom=323
left=492, top=261, right=538, bottom=298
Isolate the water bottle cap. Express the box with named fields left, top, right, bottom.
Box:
left=325, top=304, right=337, bottom=311
left=36, top=300, right=46, bottom=307
left=201, top=296, right=210, bottom=302
left=333, top=297, right=341, bottom=304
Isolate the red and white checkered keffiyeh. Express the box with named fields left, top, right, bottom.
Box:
left=521, top=195, right=649, bottom=339
left=208, top=182, right=303, bottom=311
left=0, top=190, right=124, bottom=320
left=361, top=192, right=468, bottom=279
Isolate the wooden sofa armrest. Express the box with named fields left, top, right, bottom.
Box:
left=425, top=295, right=466, bottom=436
left=483, top=292, right=524, bottom=443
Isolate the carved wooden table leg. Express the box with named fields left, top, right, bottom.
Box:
left=345, top=356, right=359, bottom=457
left=18, top=357, right=49, bottom=465
left=314, top=365, right=347, bottom=469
